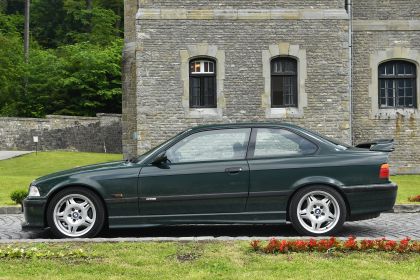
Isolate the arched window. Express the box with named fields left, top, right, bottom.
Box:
left=379, top=60, right=417, bottom=108
left=189, top=59, right=216, bottom=108
left=271, top=57, right=298, bottom=107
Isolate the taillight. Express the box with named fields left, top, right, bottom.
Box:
left=379, top=163, right=390, bottom=179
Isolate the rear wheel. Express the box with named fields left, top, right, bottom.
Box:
left=47, top=187, right=105, bottom=238
left=289, top=186, right=346, bottom=236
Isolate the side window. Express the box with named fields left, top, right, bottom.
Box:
left=166, top=129, right=251, bottom=163
left=253, top=128, right=317, bottom=158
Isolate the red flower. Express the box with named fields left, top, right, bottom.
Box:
left=343, top=236, right=358, bottom=250
left=252, top=236, right=416, bottom=254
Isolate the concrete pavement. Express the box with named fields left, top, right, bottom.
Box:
left=0, top=151, right=32, bottom=161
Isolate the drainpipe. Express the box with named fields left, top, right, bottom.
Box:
left=347, top=0, right=353, bottom=145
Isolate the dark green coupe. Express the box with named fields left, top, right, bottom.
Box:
left=23, top=123, right=397, bottom=238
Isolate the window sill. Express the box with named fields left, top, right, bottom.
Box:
left=185, top=108, right=223, bottom=119
left=266, top=107, right=303, bottom=119
left=370, top=108, right=420, bottom=120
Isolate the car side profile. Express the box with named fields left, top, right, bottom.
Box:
left=22, top=123, right=397, bottom=238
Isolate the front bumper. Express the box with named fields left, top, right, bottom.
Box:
left=342, top=183, right=398, bottom=221
left=21, top=197, right=47, bottom=230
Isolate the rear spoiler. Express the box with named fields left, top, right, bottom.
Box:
left=355, top=139, right=395, bottom=152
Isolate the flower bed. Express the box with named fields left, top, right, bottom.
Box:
left=250, top=236, right=420, bottom=254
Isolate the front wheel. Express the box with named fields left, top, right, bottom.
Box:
left=289, top=186, right=346, bottom=236
left=47, top=187, right=105, bottom=238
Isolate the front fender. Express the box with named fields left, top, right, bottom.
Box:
left=45, top=178, right=107, bottom=199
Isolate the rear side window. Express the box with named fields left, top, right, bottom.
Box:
left=253, top=128, right=317, bottom=158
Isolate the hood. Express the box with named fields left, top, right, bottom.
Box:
left=33, top=161, right=126, bottom=184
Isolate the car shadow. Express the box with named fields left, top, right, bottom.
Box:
left=27, top=222, right=378, bottom=239
left=99, top=224, right=299, bottom=238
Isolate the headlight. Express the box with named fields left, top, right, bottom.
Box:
left=28, top=185, right=40, bottom=197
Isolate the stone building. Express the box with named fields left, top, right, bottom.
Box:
left=123, top=0, right=420, bottom=173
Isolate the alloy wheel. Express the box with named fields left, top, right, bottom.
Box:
left=296, top=190, right=340, bottom=234
left=52, top=194, right=97, bottom=237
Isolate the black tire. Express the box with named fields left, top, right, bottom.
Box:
left=289, top=185, right=346, bottom=236
left=46, top=187, right=105, bottom=238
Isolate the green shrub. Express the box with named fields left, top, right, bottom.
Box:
left=10, top=189, right=28, bottom=205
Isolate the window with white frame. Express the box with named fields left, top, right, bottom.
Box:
left=189, top=59, right=216, bottom=108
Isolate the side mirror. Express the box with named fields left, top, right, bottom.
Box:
left=152, top=152, right=168, bottom=165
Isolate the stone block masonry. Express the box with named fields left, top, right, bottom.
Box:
left=0, top=114, right=122, bottom=153
left=123, top=0, right=420, bottom=174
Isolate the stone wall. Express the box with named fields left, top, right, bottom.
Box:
left=137, top=0, right=345, bottom=9
left=0, top=114, right=122, bottom=153
left=134, top=4, right=350, bottom=154
left=123, top=0, right=420, bottom=173
left=352, top=1, right=420, bottom=173
left=353, top=0, right=419, bottom=20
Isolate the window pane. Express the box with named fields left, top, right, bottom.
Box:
left=379, top=79, right=385, bottom=89
left=380, top=88, right=385, bottom=98
left=254, top=128, right=317, bottom=158
left=202, top=76, right=215, bottom=107
left=272, top=76, right=284, bottom=106
left=209, top=62, right=214, bottom=73
left=405, top=63, right=414, bottom=75
left=398, top=88, right=405, bottom=98
left=166, top=129, right=251, bottom=163
left=398, top=79, right=404, bottom=88
left=397, top=63, right=404, bottom=75
left=398, top=97, right=405, bottom=107
left=379, top=65, right=385, bottom=75
left=406, top=97, right=413, bottom=107
left=190, top=77, right=201, bottom=107
left=385, top=63, right=394, bottom=75
left=380, top=98, right=386, bottom=106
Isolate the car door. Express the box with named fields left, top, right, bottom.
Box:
left=138, top=128, right=251, bottom=216
left=246, top=127, right=318, bottom=218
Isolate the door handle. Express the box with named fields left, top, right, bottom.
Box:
left=225, top=167, right=243, bottom=175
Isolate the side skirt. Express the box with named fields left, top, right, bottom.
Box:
left=108, top=211, right=287, bottom=229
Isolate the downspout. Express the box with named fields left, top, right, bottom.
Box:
left=347, top=0, right=353, bottom=145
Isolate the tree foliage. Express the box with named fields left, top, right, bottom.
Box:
left=0, top=0, right=123, bottom=117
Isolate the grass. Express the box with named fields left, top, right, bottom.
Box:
left=391, top=175, right=420, bottom=204
left=0, top=151, right=418, bottom=205
left=0, top=242, right=419, bottom=279
left=0, top=151, right=122, bottom=205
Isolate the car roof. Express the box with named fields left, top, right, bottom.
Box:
left=189, top=122, right=301, bottom=131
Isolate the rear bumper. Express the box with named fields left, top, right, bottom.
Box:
left=342, top=183, right=397, bottom=221
left=21, top=197, right=47, bottom=231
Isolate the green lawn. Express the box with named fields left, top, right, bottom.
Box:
left=0, top=151, right=418, bottom=205
left=0, top=242, right=419, bottom=279
left=0, top=151, right=122, bottom=205
left=392, top=175, right=420, bottom=204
